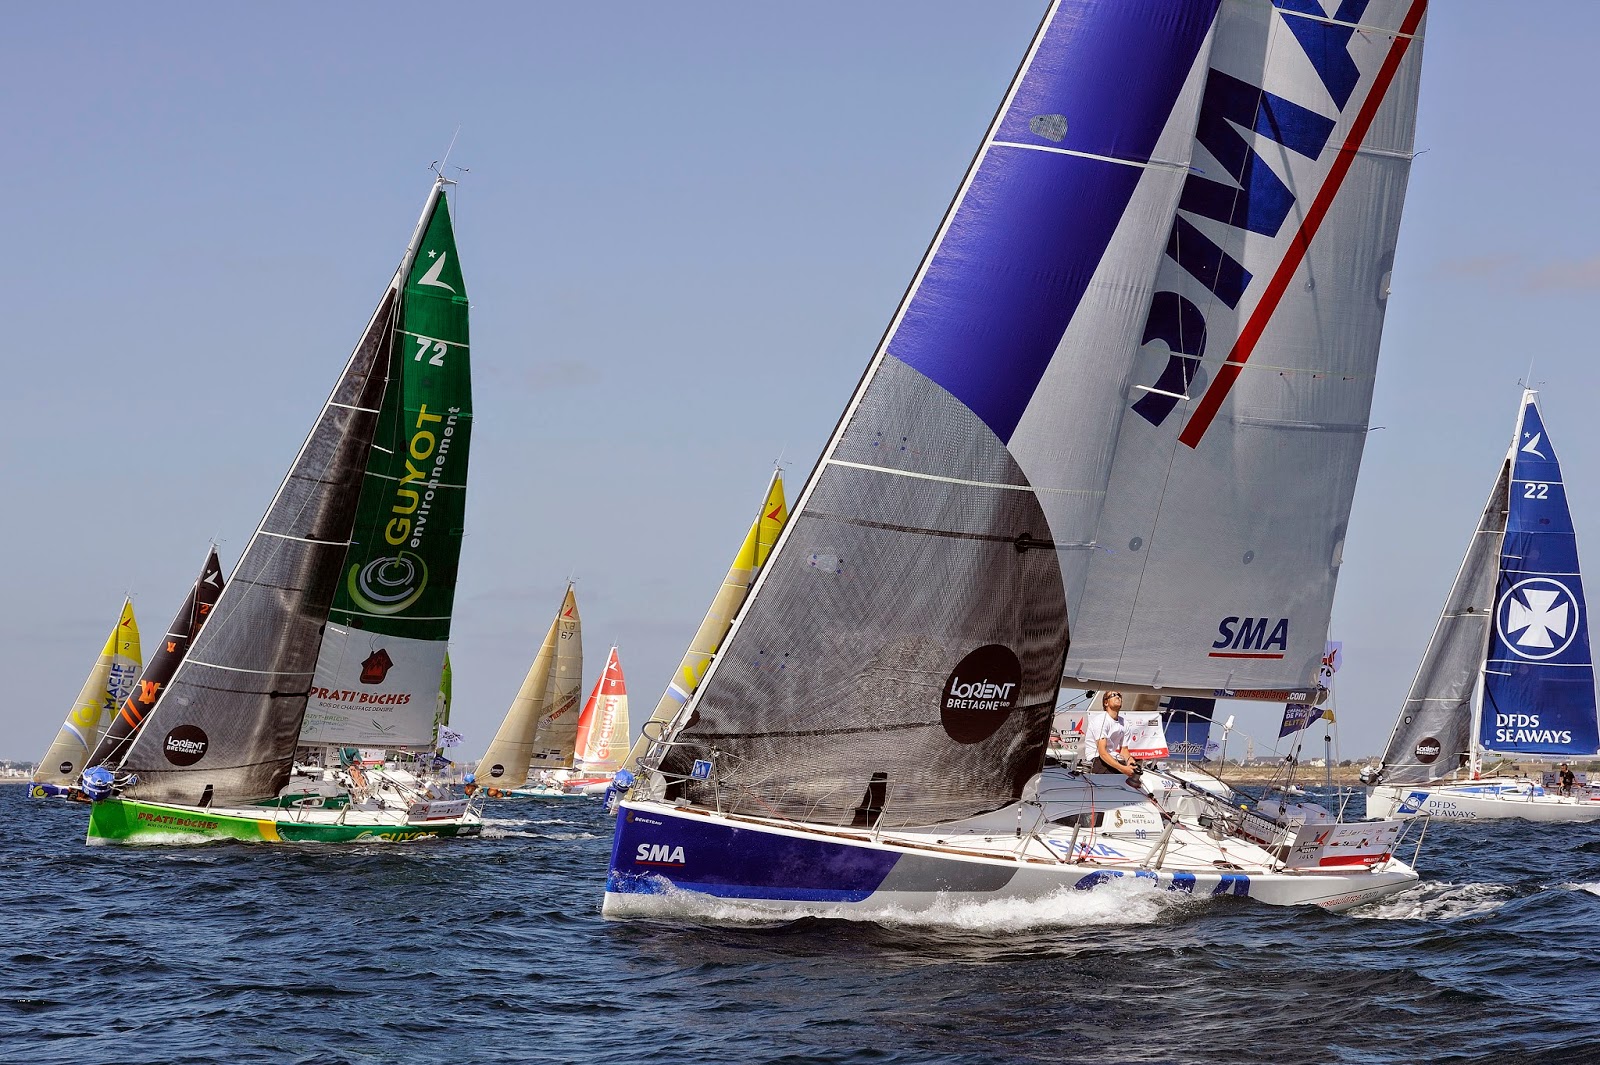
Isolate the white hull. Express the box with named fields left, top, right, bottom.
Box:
left=606, top=769, right=1418, bottom=919
left=1368, top=779, right=1600, bottom=822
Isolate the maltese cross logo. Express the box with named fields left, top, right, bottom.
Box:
left=1497, top=577, right=1581, bottom=661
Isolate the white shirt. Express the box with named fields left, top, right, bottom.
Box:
left=1084, top=712, right=1127, bottom=761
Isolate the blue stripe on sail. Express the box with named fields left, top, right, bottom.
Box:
left=889, top=0, right=1219, bottom=443
left=1481, top=396, right=1600, bottom=756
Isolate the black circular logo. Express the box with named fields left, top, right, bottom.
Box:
left=940, top=644, right=1023, bottom=744
left=58, top=760, right=74, bottom=775
left=163, top=724, right=210, bottom=767
left=488, top=763, right=505, bottom=779
left=1414, top=736, right=1442, bottom=765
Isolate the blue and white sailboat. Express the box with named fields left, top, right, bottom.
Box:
left=608, top=0, right=1429, bottom=917
left=1368, top=390, right=1600, bottom=820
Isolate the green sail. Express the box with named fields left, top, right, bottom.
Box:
left=301, top=183, right=473, bottom=747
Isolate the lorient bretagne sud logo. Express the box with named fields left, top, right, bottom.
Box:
left=940, top=644, right=1022, bottom=744
left=1497, top=577, right=1581, bottom=661
left=348, top=551, right=429, bottom=616
left=163, top=724, right=209, bottom=766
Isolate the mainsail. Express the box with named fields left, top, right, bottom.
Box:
left=87, top=547, right=226, bottom=773
left=475, top=585, right=583, bottom=786
left=34, top=601, right=141, bottom=788
left=103, top=180, right=445, bottom=803
left=623, top=471, right=787, bottom=774
left=655, top=0, right=1427, bottom=828
left=301, top=183, right=472, bottom=748
left=573, top=647, right=628, bottom=776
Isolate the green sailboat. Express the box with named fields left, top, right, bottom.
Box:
left=85, top=178, right=482, bottom=844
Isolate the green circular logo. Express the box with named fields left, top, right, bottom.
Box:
left=348, top=552, right=429, bottom=615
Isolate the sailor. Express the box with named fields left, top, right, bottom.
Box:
left=1559, top=763, right=1576, bottom=796
left=1086, top=690, right=1138, bottom=778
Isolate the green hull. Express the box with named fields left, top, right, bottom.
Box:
left=86, top=798, right=481, bottom=844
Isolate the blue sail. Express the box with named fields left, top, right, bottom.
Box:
left=1480, top=392, right=1600, bottom=756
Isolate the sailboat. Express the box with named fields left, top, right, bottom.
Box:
left=607, top=0, right=1429, bottom=916
left=620, top=470, right=788, bottom=783
left=83, top=547, right=226, bottom=780
left=1366, top=390, right=1600, bottom=821
left=562, top=647, right=629, bottom=795
left=31, top=600, right=140, bottom=799
left=469, top=585, right=585, bottom=798
left=83, top=178, right=482, bottom=843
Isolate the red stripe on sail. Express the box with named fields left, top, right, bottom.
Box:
left=1178, top=0, right=1428, bottom=450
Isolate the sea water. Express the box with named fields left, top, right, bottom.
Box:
left=3, top=785, right=1597, bottom=1064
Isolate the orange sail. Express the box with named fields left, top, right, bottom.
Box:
left=572, top=647, right=628, bottom=777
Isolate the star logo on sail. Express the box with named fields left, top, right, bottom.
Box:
left=1520, top=432, right=1547, bottom=459
left=416, top=249, right=456, bottom=292
left=1496, top=577, right=1582, bottom=661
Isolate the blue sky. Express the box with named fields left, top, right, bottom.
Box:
left=5, top=2, right=1599, bottom=762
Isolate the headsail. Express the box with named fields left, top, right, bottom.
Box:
left=104, top=183, right=430, bottom=802
left=623, top=471, right=787, bottom=774
left=87, top=547, right=225, bottom=773
left=302, top=183, right=472, bottom=749
left=1481, top=392, right=1599, bottom=757
left=655, top=0, right=1426, bottom=828
left=573, top=647, right=628, bottom=776
left=34, top=601, right=141, bottom=788
left=1060, top=0, right=1428, bottom=696
left=475, top=585, right=583, bottom=786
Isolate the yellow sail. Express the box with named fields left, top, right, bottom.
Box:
left=33, top=600, right=142, bottom=791
left=623, top=470, right=788, bottom=774
left=474, top=585, right=583, bottom=789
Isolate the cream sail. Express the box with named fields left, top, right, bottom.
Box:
left=472, top=585, right=583, bottom=793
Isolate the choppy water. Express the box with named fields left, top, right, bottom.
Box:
left=4, top=785, right=1598, bottom=1064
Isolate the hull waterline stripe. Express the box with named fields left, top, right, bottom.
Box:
left=1177, top=0, right=1428, bottom=449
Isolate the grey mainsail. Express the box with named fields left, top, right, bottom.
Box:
left=1374, top=463, right=1509, bottom=783
left=111, top=292, right=395, bottom=805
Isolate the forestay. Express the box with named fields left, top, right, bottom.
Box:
left=303, top=183, right=472, bottom=747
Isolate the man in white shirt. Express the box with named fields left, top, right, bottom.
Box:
left=1085, top=691, right=1138, bottom=777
